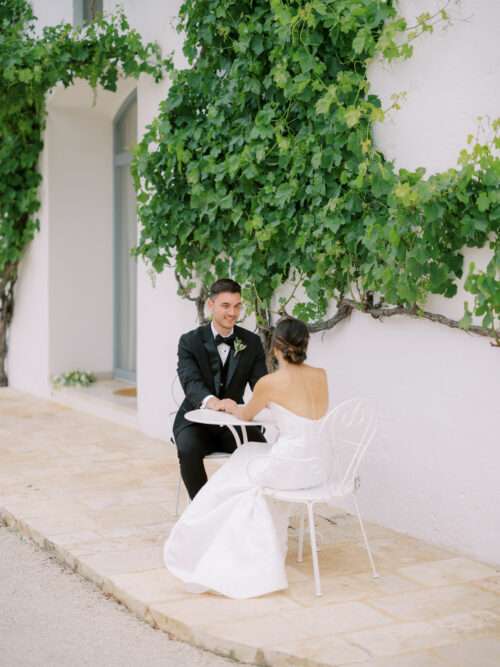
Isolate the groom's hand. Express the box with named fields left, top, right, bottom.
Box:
left=205, top=397, right=225, bottom=411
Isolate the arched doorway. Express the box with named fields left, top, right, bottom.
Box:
left=113, top=91, right=137, bottom=382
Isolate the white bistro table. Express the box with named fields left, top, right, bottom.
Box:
left=185, top=408, right=273, bottom=448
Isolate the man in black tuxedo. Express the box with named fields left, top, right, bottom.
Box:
left=173, top=279, right=268, bottom=499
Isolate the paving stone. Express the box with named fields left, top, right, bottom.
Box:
left=151, top=590, right=301, bottom=629
left=369, top=584, right=500, bottom=622
left=431, top=637, right=500, bottom=666
left=398, top=557, right=498, bottom=587
left=267, top=635, right=371, bottom=666
left=473, top=575, right=500, bottom=595
left=78, top=546, right=164, bottom=576
left=287, top=572, right=421, bottom=607
left=432, top=607, right=500, bottom=639
left=343, top=651, right=446, bottom=667
left=109, top=568, right=194, bottom=603
left=344, top=621, right=455, bottom=657
left=203, top=600, right=391, bottom=651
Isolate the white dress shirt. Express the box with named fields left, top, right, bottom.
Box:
left=200, top=323, right=234, bottom=408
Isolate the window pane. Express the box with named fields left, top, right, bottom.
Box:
left=115, top=164, right=137, bottom=375
left=116, top=97, right=138, bottom=154
left=114, top=94, right=138, bottom=379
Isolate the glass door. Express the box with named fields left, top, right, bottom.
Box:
left=113, top=92, right=137, bottom=382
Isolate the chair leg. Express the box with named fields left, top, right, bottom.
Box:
left=315, top=527, right=323, bottom=552
left=353, top=495, right=379, bottom=578
left=297, top=506, right=305, bottom=563
left=175, top=472, right=182, bottom=517
left=307, top=503, right=322, bottom=596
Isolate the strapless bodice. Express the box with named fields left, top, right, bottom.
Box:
left=247, top=402, right=327, bottom=490
left=267, top=401, right=324, bottom=438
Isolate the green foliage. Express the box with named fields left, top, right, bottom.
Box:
left=0, top=0, right=167, bottom=276
left=134, top=0, right=499, bottom=338
left=52, top=369, right=96, bottom=388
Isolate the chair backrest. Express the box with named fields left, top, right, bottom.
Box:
left=319, top=398, right=378, bottom=494
left=171, top=374, right=185, bottom=408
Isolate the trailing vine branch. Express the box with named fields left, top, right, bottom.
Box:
left=174, top=272, right=208, bottom=324
left=0, top=263, right=17, bottom=386
left=0, top=0, right=168, bottom=385
left=307, top=302, right=354, bottom=334
left=342, top=299, right=499, bottom=344
left=305, top=297, right=498, bottom=343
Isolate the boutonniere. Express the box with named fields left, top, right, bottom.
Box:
left=234, top=338, right=247, bottom=356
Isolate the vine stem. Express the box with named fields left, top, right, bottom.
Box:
left=174, top=272, right=209, bottom=324
left=309, top=298, right=498, bottom=344
left=307, top=301, right=354, bottom=333
left=0, top=263, right=18, bottom=386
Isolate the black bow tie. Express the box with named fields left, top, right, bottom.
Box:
left=215, top=333, right=235, bottom=348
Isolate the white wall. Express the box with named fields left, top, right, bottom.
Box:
left=307, top=313, right=500, bottom=565
left=31, top=0, right=73, bottom=29
left=369, top=0, right=500, bottom=175
left=8, top=145, right=51, bottom=397
left=47, top=106, right=114, bottom=376
left=355, top=0, right=500, bottom=565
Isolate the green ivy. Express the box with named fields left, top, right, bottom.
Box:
left=134, top=0, right=499, bottom=343
left=0, top=0, right=168, bottom=384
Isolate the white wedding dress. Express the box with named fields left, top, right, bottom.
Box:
left=164, top=402, right=327, bottom=599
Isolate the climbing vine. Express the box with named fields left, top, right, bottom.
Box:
left=133, top=0, right=499, bottom=346
left=0, top=0, right=168, bottom=385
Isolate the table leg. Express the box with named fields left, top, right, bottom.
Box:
left=227, top=425, right=242, bottom=448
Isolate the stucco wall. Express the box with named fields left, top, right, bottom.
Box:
left=357, top=0, right=500, bottom=563
left=30, top=0, right=72, bottom=28
left=8, top=145, right=51, bottom=397
left=47, top=107, right=114, bottom=376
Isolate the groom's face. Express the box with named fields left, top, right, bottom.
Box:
left=208, top=291, right=242, bottom=333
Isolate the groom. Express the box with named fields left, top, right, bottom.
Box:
left=173, top=278, right=268, bottom=499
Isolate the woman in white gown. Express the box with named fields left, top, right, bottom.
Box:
left=164, top=317, right=329, bottom=599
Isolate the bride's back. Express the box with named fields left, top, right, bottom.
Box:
left=265, top=364, right=329, bottom=421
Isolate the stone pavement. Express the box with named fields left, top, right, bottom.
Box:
left=1, top=388, right=500, bottom=667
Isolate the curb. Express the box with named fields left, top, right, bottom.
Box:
left=0, top=507, right=321, bottom=667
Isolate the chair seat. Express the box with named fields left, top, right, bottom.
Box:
left=205, top=452, right=231, bottom=460
left=262, top=480, right=355, bottom=504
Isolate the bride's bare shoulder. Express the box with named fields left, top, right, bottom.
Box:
left=254, top=372, right=275, bottom=391
left=303, top=364, right=327, bottom=378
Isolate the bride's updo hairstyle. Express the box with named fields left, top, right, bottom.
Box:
left=272, top=317, right=309, bottom=365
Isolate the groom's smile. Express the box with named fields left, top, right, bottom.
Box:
left=208, top=291, right=242, bottom=336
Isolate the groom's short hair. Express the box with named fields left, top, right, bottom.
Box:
left=209, top=278, right=241, bottom=298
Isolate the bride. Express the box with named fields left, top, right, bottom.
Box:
left=164, top=316, right=329, bottom=599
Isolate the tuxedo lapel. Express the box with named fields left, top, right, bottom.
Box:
left=225, top=327, right=245, bottom=389
left=200, top=324, right=222, bottom=396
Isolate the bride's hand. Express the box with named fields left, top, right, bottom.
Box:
left=220, top=399, right=238, bottom=414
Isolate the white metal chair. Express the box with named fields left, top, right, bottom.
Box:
left=169, top=375, right=233, bottom=516
left=262, top=398, right=379, bottom=596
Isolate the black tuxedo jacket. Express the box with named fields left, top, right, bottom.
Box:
left=173, top=323, right=268, bottom=437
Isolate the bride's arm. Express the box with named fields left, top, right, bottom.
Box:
left=225, top=376, right=270, bottom=421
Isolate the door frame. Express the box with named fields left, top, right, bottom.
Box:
left=113, top=89, right=138, bottom=383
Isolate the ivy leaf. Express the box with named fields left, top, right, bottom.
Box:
left=477, top=192, right=490, bottom=212
left=345, top=107, right=361, bottom=128
left=459, top=304, right=473, bottom=330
